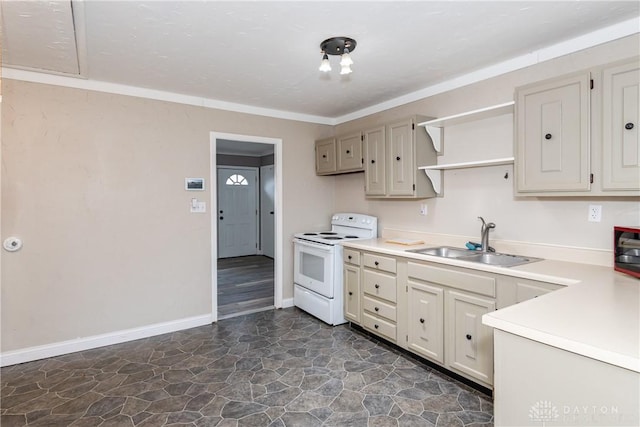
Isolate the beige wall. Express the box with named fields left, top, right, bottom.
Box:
left=333, top=35, right=640, bottom=251
left=1, top=80, right=334, bottom=352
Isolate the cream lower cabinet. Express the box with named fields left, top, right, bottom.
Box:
left=445, top=290, right=495, bottom=387
left=343, top=249, right=361, bottom=323
left=407, top=281, right=444, bottom=364
left=361, top=252, right=398, bottom=343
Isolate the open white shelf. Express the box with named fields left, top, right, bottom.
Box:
left=419, top=157, right=514, bottom=195
left=418, top=101, right=515, bottom=155
left=420, top=157, right=514, bottom=171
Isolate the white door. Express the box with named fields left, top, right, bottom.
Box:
left=217, top=167, right=258, bottom=258
left=260, top=165, right=275, bottom=258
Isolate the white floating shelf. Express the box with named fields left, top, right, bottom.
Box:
left=419, top=157, right=514, bottom=195
left=418, top=101, right=515, bottom=128
left=419, top=157, right=514, bottom=171
left=418, top=101, right=515, bottom=155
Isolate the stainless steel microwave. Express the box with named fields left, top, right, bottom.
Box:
left=614, top=226, right=640, bottom=279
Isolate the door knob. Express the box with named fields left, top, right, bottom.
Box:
left=219, top=216, right=224, bottom=220
left=219, top=210, right=223, bottom=214
left=270, top=211, right=274, bottom=214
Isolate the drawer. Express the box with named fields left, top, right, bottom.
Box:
left=363, top=295, right=396, bottom=322
left=363, top=270, right=397, bottom=303
left=344, top=249, right=361, bottom=266
left=408, top=262, right=496, bottom=298
left=362, top=312, right=397, bottom=342
left=363, top=253, right=397, bottom=273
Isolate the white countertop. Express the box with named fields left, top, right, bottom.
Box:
left=342, top=238, right=640, bottom=373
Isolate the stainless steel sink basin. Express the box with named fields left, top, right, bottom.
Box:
left=462, top=252, right=542, bottom=267
left=407, top=246, right=475, bottom=258
left=406, top=246, right=543, bottom=267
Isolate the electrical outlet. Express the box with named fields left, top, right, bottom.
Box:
left=588, top=205, right=602, bottom=222
left=420, top=204, right=428, bottom=216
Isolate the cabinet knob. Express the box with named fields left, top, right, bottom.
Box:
left=625, top=122, right=635, bottom=130
left=419, top=318, right=425, bottom=324
left=348, top=255, right=352, bottom=260
left=374, top=307, right=379, bottom=312
left=396, top=156, right=401, bottom=161
left=371, top=159, right=375, bottom=164
left=374, top=261, right=379, bottom=266
left=374, top=324, right=379, bottom=329
left=374, top=284, right=380, bottom=289
left=346, top=150, right=351, bottom=154
left=544, top=133, right=552, bottom=140
left=348, top=291, right=353, bottom=296
left=466, top=334, right=472, bottom=340
left=322, top=154, right=327, bottom=158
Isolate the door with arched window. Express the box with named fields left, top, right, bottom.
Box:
left=217, top=167, right=258, bottom=258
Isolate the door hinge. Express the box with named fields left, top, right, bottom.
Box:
left=406, top=335, right=409, bottom=342
left=590, top=173, right=594, bottom=184
left=590, top=79, right=594, bottom=90
left=412, top=123, right=415, bottom=130
left=406, top=285, right=408, bottom=292
left=412, top=184, right=415, bottom=191
left=361, top=158, right=364, bottom=165
left=361, top=134, right=364, bottom=141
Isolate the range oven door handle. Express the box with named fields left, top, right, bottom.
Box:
left=293, top=238, right=334, bottom=253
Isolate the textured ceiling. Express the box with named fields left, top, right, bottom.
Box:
left=2, top=1, right=639, bottom=121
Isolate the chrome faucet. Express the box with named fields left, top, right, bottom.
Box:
left=478, top=217, right=496, bottom=253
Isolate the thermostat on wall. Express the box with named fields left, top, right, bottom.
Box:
left=185, top=178, right=205, bottom=191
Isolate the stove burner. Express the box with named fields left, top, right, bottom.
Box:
left=320, top=232, right=338, bottom=235
left=345, top=235, right=359, bottom=238
left=323, top=236, right=343, bottom=240
left=303, top=233, right=318, bottom=235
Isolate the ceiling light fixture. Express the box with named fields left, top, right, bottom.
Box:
left=319, top=37, right=357, bottom=75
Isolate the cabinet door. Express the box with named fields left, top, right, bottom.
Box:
left=364, top=126, right=387, bottom=195
left=387, top=119, right=416, bottom=196
left=602, top=60, right=640, bottom=191
left=337, top=132, right=363, bottom=172
left=516, top=73, right=591, bottom=192
left=408, top=281, right=444, bottom=364
left=344, top=263, right=361, bottom=323
left=315, top=138, right=336, bottom=175
left=446, top=290, right=495, bottom=386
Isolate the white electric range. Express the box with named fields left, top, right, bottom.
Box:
left=293, top=213, right=378, bottom=325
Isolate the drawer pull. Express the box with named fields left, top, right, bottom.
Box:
left=374, top=284, right=380, bottom=289
left=347, top=255, right=352, bottom=260
left=348, top=292, right=353, bottom=296
left=396, top=156, right=401, bottom=161
left=625, top=122, right=634, bottom=130
left=374, top=307, right=379, bottom=312
left=419, top=318, right=425, bottom=324
left=466, top=334, right=472, bottom=340
left=545, top=133, right=552, bottom=140
left=374, top=261, right=379, bottom=266
left=374, top=324, right=379, bottom=329
left=371, top=159, right=375, bottom=164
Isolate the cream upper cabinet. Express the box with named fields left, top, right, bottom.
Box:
left=602, top=60, right=640, bottom=191
left=337, top=132, right=364, bottom=172
left=364, top=116, right=438, bottom=199
left=445, top=290, right=495, bottom=387
left=407, top=281, right=444, bottom=364
left=515, top=72, right=591, bottom=193
left=364, top=126, right=386, bottom=196
left=315, top=133, right=363, bottom=175
left=315, top=137, right=337, bottom=175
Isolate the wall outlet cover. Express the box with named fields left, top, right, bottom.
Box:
left=588, top=205, right=602, bottom=222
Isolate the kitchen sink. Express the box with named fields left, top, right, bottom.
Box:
left=407, top=246, right=475, bottom=258
left=406, top=246, right=543, bottom=267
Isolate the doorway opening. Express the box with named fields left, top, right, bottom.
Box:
left=210, top=133, right=282, bottom=322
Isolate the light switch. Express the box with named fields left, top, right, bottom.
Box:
left=190, top=200, right=206, bottom=213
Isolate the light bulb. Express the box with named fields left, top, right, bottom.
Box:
left=340, top=64, right=352, bottom=75
left=340, top=49, right=353, bottom=67
left=318, top=54, right=331, bottom=72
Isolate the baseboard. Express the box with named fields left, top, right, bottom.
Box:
left=281, top=297, right=294, bottom=308
left=0, top=314, right=213, bottom=367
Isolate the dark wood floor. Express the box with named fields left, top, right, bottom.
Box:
left=217, top=255, right=274, bottom=318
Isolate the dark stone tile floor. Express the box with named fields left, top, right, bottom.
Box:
left=1, top=308, right=493, bottom=426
